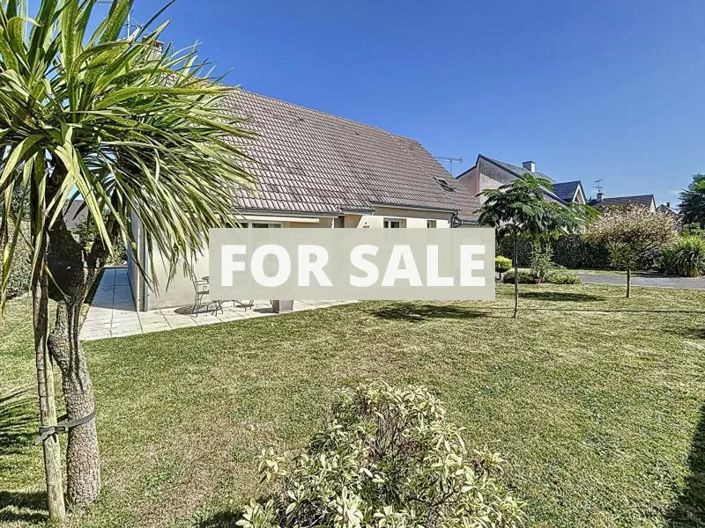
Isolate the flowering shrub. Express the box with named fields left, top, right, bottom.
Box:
left=587, top=206, right=678, bottom=272
left=587, top=206, right=678, bottom=296
left=238, top=382, right=524, bottom=528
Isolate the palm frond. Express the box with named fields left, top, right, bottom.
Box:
left=0, top=0, right=256, bottom=309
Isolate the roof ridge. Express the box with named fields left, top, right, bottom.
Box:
left=234, top=88, right=420, bottom=144
left=602, top=194, right=654, bottom=199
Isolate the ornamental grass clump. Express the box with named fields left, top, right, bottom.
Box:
left=238, top=382, right=524, bottom=528
left=660, top=235, right=705, bottom=277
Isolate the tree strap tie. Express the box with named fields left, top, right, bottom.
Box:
left=34, top=410, right=97, bottom=445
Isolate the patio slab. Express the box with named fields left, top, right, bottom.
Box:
left=80, top=267, right=355, bottom=341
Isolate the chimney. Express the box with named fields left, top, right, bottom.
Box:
left=522, top=160, right=536, bottom=173
left=597, top=191, right=604, bottom=202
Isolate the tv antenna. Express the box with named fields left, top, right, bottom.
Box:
left=594, top=178, right=604, bottom=194
left=435, top=156, right=464, bottom=176
left=97, top=1, right=140, bottom=36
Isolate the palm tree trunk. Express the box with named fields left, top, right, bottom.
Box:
left=626, top=267, right=631, bottom=298
left=49, top=298, right=101, bottom=506
left=47, top=221, right=102, bottom=507
left=513, top=228, right=519, bottom=318
left=31, top=198, right=66, bottom=521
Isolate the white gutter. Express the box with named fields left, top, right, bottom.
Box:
left=239, top=215, right=321, bottom=224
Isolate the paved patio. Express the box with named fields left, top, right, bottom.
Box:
left=80, top=267, right=354, bottom=341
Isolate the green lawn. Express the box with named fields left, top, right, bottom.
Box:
left=2, top=284, right=705, bottom=527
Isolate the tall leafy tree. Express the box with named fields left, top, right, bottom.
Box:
left=587, top=206, right=678, bottom=298
left=680, top=174, right=705, bottom=228
left=477, top=175, right=586, bottom=318
left=0, top=0, right=254, bottom=519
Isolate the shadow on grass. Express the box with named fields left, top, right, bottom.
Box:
left=0, top=388, right=35, bottom=458
left=371, top=303, right=494, bottom=323
left=525, top=308, right=705, bottom=315
left=668, top=405, right=705, bottom=527
left=519, top=291, right=606, bottom=302
left=678, top=327, right=705, bottom=340
left=198, top=509, right=245, bottom=528
left=0, top=491, right=47, bottom=524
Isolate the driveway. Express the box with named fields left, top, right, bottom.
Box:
left=578, top=272, right=705, bottom=290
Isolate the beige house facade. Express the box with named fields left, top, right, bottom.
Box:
left=128, top=90, right=479, bottom=311
left=457, top=154, right=585, bottom=206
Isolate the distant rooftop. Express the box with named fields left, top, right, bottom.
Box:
left=482, top=156, right=553, bottom=182
left=590, top=194, right=655, bottom=208
left=551, top=181, right=584, bottom=202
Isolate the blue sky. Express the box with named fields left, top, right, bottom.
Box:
left=116, top=2, right=703, bottom=204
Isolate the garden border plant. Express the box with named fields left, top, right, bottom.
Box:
left=238, top=382, right=524, bottom=528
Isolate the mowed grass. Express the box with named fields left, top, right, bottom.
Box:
left=2, top=284, right=705, bottom=528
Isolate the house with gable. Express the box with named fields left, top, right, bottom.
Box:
left=456, top=154, right=586, bottom=205
left=128, top=89, right=482, bottom=311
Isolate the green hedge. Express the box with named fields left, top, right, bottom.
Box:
left=498, top=235, right=612, bottom=270
left=502, top=269, right=582, bottom=284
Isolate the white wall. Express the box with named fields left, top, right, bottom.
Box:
left=457, top=165, right=506, bottom=205
left=136, top=208, right=456, bottom=311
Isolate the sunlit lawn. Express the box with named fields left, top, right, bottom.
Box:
left=2, top=284, right=704, bottom=527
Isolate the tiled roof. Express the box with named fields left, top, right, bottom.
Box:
left=551, top=181, right=583, bottom=202
left=483, top=156, right=553, bottom=182
left=590, top=194, right=655, bottom=208
left=224, top=90, right=480, bottom=220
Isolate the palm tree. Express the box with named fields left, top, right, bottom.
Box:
left=0, top=0, right=255, bottom=519
left=477, top=175, right=585, bottom=318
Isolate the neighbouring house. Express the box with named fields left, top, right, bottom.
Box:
left=128, top=89, right=481, bottom=311
left=551, top=181, right=587, bottom=205
left=656, top=202, right=681, bottom=219
left=588, top=193, right=657, bottom=212
left=456, top=154, right=585, bottom=205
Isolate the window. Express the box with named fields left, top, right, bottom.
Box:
left=384, top=218, right=405, bottom=228
left=237, top=222, right=281, bottom=229
left=427, top=220, right=437, bottom=228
